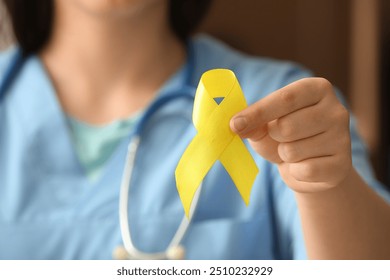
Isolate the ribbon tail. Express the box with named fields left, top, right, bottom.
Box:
left=219, top=136, right=259, bottom=205
left=175, top=134, right=220, bottom=217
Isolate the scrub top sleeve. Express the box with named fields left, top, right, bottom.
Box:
left=333, top=88, right=390, bottom=203
left=349, top=113, right=390, bottom=203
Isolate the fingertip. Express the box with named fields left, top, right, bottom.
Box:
left=230, top=116, right=248, bottom=133
left=229, top=117, right=237, bottom=133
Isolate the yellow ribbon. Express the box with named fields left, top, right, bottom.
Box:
left=175, top=69, right=259, bottom=217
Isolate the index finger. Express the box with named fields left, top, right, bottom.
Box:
left=230, top=78, right=329, bottom=136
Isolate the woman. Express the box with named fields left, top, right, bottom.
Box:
left=0, top=0, right=389, bottom=259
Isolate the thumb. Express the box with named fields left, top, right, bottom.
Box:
left=230, top=114, right=267, bottom=140
left=230, top=116, right=283, bottom=164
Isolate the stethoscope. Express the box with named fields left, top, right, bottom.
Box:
left=116, top=88, right=204, bottom=260
left=0, top=44, right=203, bottom=260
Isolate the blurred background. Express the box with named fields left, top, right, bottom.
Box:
left=1, top=0, right=389, bottom=187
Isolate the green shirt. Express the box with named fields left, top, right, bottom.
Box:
left=67, top=114, right=140, bottom=181
left=65, top=63, right=185, bottom=182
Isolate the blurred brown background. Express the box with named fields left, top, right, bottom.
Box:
left=198, top=0, right=390, bottom=186
left=1, top=0, right=389, bottom=186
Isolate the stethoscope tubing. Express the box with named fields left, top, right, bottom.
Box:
left=118, top=90, right=202, bottom=260
left=0, top=42, right=200, bottom=260
left=0, top=49, right=25, bottom=102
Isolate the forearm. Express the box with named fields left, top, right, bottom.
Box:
left=230, top=77, right=390, bottom=259
left=295, top=168, right=390, bottom=259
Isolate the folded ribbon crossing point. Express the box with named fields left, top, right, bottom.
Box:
left=175, top=69, right=259, bottom=217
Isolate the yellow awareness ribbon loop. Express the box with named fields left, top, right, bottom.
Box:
left=175, top=69, right=259, bottom=217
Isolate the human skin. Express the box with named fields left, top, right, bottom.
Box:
left=230, top=78, right=390, bottom=259
left=41, top=0, right=185, bottom=124
left=41, top=0, right=390, bottom=259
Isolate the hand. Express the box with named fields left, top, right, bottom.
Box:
left=230, top=78, right=352, bottom=193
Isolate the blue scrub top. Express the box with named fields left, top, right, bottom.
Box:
left=0, top=35, right=388, bottom=260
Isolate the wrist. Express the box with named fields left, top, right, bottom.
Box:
left=294, top=167, right=358, bottom=204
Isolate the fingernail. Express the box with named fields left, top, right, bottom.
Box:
left=232, top=117, right=247, bottom=132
